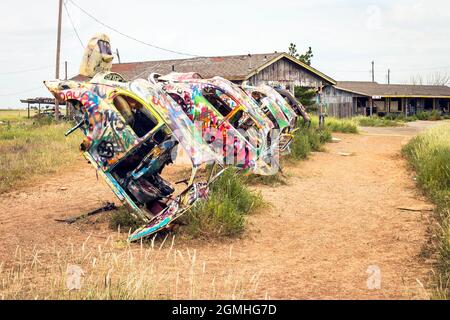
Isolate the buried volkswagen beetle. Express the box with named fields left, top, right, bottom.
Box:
left=153, top=73, right=281, bottom=175
left=241, top=84, right=298, bottom=153
left=44, top=74, right=225, bottom=242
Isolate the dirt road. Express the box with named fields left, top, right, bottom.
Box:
left=0, top=121, right=444, bottom=299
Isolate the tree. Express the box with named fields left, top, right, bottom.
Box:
left=288, top=43, right=314, bottom=66
left=410, top=71, right=450, bottom=86
left=299, top=47, right=314, bottom=66
left=288, top=43, right=299, bottom=59
left=294, top=86, right=317, bottom=111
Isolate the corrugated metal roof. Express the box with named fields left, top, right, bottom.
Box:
left=336, top=81, right=450, bottom=98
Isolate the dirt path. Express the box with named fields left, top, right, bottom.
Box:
left=0, top=121, right=443, bottom=299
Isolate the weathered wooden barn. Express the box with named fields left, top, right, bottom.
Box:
left=73, top=52, right=336, bottom=93
left=330, top=81, right=450, bottom=117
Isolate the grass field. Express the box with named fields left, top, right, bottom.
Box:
left=0, top=110, right=82, bottom=194
left=0, top=238, right=264, bottom=300
left=403, top=124, right=450, bottom=299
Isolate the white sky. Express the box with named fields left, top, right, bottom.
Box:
left=1, top=0, right=449, bottom=108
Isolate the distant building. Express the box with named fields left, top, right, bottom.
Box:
left=323, top=81, right=450, bottom=117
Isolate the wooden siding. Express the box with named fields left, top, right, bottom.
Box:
left=322, top=86, right=359, bottom=118
left=248, top=57, right=325, bottom=89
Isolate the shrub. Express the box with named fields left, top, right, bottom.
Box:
left=403, top=124, right=450, bottom=299
left=416, top=110, right=443, bottom=121
left=289, top=133, right=312, bottom=160
left=180, top=169, right=264, bottom=239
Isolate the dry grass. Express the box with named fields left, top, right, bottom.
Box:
left=0, top=236, right=265, bottom=300
left=403, top=124, right=450, bottom=299
left=0, top=115, right=82, bottom=194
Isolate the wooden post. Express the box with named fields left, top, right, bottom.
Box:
left=27, top=103, right=30, bottom=119
left=370, top=98, right=373, bottom=116
left=54, top=0, right=63, bottom=122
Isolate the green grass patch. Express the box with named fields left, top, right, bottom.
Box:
left=309, top=116, right=359, bottom=133
left=180, top=169, right=265, bottom=239
left=0, top=120, right=82, bottom=194
left=354, top=116, right=404, bottom=127
left=402, top=124, right=450, bottom=299
left=109, top=207, right=145, bottom=233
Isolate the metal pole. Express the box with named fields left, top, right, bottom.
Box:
left=388, top=69, right=390, bottom=84
left=55, top=0, right=63, bottom=121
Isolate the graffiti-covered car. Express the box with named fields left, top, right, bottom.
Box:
left=153, top=73, right=281, bottom=174
left=242, top=84, right=299, bottom=152
left=44, top=72, right=225, bottom=242
left=274, top=88, right=312, bottom=126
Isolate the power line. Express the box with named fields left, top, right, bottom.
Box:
left=66, top=0, right=201, bottom=58
left=0, top=86, right=44, bottom=97
left=328, top=66, right=450, bottom=74
left=0, top=66, right=53, bottom=76
left=63, top=0, right=84, bottom=49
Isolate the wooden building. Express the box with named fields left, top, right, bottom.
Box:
left=73, top=52, right=336, bottom=93
left=328, top=81, right=450, bottom=117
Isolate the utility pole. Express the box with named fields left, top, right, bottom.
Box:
left=55, top=0, right=63, bottom=121
left=116, top=49, right=121, bottom=64
left=388, top=69, right=391, bottom=84
left=371, top=61, right=375, bottom=83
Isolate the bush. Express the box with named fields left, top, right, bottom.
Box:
left=290, top=133, right=312, bottom=160
left=180, top=169, right=264, bottom=239
left=288, top=126, right=332, bottom=161
left=416, top=110, right=443, bottom=121
left=403, top=124, right=450, bottom=299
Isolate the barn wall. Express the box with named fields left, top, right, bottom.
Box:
left=322, top=86, right=358, bottom=118
left=248, top=58, right=325, bottom=89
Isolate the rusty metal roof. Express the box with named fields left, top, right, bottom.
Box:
left=336, top=81, right=450, bottom=98
left=20, top=97, right=66, bottom=105
left=72, top=52, right=336, bottom=84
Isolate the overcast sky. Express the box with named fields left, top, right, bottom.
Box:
left=1, top=0, right=449, bottom=108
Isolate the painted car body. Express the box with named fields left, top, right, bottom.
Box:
left=44, top=73, right=225, bottom=242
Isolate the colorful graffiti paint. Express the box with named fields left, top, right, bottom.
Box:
left=43, top=34, right=311, bottom=242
